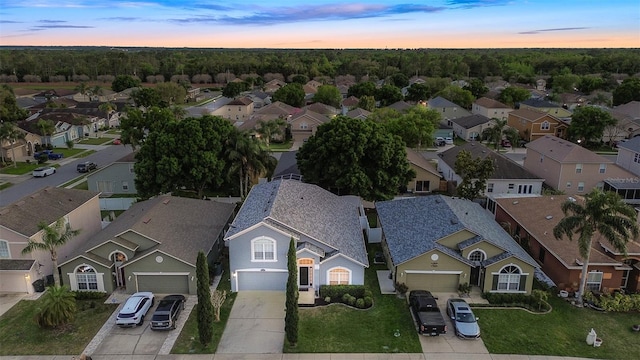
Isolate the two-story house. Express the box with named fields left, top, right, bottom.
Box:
left=472, top=97, right=513, bottom=121
left=211, top=97, right=254, bottom=123
left=524, top=135, right=637, bottom=195
left=507, top=108, right=567, bottom=142
left=405, top=148, right=442, bottom=193
left=428, top=96, right=472, bottom=126
left=0, top=187, right=102, bottom=293
left=450, top=114, right=494, bottom=141
left=87, top=152, right=137, bottom=196
left=438, top=142, right=544, bottom=196
left=519, top=99, right=572, bottom=119
left=287, top=109, right=330, bottom=144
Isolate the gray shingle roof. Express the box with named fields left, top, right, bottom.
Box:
left=225, top=180, right=368, bottom=266
left=617, top=136, right=640, bottom=152
left=451, top=115, right=492, bottom=129
left=439, top=142, right=542, bottom=180
left=62, top=195, right=235, bottom=267
left=0, top=187, right=99, bottom=236
left=272, top=151, right=300, bottom=179
left=376, top=196, right=537, bottom=268
left=0, top=259, right=35, bottom=271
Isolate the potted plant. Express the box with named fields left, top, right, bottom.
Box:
left=395, top=282, right=408, bottom=298
left=458, top=283, right=472, bottom=297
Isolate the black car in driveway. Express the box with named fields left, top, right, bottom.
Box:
left=150, top=294, right=186, bottom=330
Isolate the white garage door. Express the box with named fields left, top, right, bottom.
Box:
left=136, top=274, right=190, bottom=294
left=237, top=271, right=288, bottom=291
left=0, top=272, right=29, bottom=293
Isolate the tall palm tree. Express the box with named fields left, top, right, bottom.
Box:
left=225, top=130, right=275, bottom=198
left=553, top=189, right=638, bottom=305
left=170, top=105, right=188, bottom=121
left=482, top=118, right=508, bottom=150
left=75, top=82, right=89, bottom=101
left=1, top=123, right=26, bottom=167
left=256, top=118, right=285, bottom=148
left=35, top=285, right=76, bottom=328
left=36, top=119, right=55, bottom=148
left=0, top=122, right=10, bottom=165
left=90, top=85, right=103, bottom=101
left=21, top=218, right=81, bottom=287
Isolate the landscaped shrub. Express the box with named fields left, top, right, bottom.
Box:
left=364, top=290, right=373, bottom=298
left=324, top=296, right=331, bottom=303
left=364, top=296, right=373, bottom=308
left=348, top=295, right=356, bottom=306
left=72, top=291, right=107, bottom=300
left=342, top=293, right=351, bottom=303
left=482, top=291, right=551, bottom=312
left=587, top=292, right=640, bottom=312
left=356, top=298, right=365, bottom=308
left=320, top=285, right=366, bottom=302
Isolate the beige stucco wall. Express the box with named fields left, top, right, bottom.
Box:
left=123, top=251, right=196, bottom=294
left=483, top=256, right=535, bottom=294
left=523, top=148, right=563, bottom=189
left=408, top=165, right=441, bottom=193
left=437, top=230, right=477, bottom=250
left=460, top=241, right=504, bottom=260
left=396, top=249, right=469, bottom=291
left=60, top=257, right=114, bottom=293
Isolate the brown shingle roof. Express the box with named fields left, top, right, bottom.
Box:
left=228, top=97, right=253, bottom=106
left=509, top=108, right=549, bottom=122
left=0, top=187, right=99, bottom=236
left=406, top=148, right=440, bottom=177
left=525, top=135, right=612, bottom=164
left=474, top=97, right=510, bottom=109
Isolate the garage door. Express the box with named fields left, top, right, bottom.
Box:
left=136, top=274, right=189, bottom=294
left=405, top=273, right=460, bottom=292
left=0, top=273, right=29, bottom=293
left=237, top=271, right=287, bottom=291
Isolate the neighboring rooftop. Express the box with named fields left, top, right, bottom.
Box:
left=525, top=135, right=612, bottom=164
left=474, top=97, right=511, bottom=109
left=450, top=114, right=492, bottom=129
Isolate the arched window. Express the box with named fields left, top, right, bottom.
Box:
left=468, top=250, right=486, bottom=262
left=540, top=121, right=550, bottom=130
left=0, top=240, right=10, bottom=258
left=251, top=237, right=276, bottom=261
left=498, top=265, right=521, bottom=291
left=75, top=265, right=98, bottom=291
left=327, top=267, right=351, bottom=285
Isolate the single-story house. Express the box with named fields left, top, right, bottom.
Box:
left=405, top=148, right=442, bottom=193
left=224, top=179, right=369, bottom=294
left=450, top=114, right=494, bottom=141
left=58, top=195, right=236, bottom=295
left=376, top=195, right=544, bottom=294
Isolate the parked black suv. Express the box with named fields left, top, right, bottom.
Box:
left=77, top=161, right=97, bottom=173
left=150, top=294, right=186, bottom=330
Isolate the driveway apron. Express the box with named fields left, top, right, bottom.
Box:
left=217, top=291, right=286, bottom=354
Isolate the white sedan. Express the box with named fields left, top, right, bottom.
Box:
left=32, top=166, right=56, bottom=177
left=116, top=292, right=155, bottom=327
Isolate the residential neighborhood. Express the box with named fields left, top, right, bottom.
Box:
left=0, top=48, right=639, bottom=360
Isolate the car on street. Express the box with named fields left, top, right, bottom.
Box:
left=113, top=138, right=122, bottom=145
left=116, top=292, right=155, bottom=327
left=444, top=137, right=454, bottom=145
left=446, top=298, right=480, bottom=339
left=32, top=166, right=56, bottom=177
left=501, top=139, right=512, bottom=148
left=150, top=294, right=186, bottom=330
left=435, top=137, right=446, bottom=146
left=77, top=161, right=97, bottom=173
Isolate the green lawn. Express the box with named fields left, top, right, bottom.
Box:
left=0, top=182, right=12, bottom=190
left=0, top=162, right=55, bottom=175
left=284, top=244, right=422, bottom=353
left=171, top=259, right=237, bottom=354
left=269, top=141, right=293, bottom=151
left=474, top=296, right=640, bottom=360
left=0, top=297, right=117, bottom=355
left=105, top=129, right=121, bottom=135
left=78, top=137, right=113, bottom=145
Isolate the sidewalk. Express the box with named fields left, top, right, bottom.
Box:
left=0, top=354, right=603, bottom=360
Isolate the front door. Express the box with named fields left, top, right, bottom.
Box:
left=300, top=267, right=309, bottom=286
left=470, top=266, right=480, bottom=286
left=298, top=258, right=314, bottom=290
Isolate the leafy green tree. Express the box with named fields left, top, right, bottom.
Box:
left=285, top=237, right=299, bottom=346
left=312, top=85, right=342, bottom=108
left=36, top=119, right=55, bottom=148
left=389, top=73, right=409, bottom=88
left=567, top=106, right=616, bottom=144
left=291, top=74, right=309, bottom=84
left=357, top=95, right=376, bottom=112
left=376, top=85, right=403, bottom=107
left=612, top=77, right=640, bottom=106
left=550, top=73, right=580, bottom=93
left=90, top=85, right=103, bottom=100
left=385, top=106, right=440, bottom=149
left=35, top=285, right=76, bottom=328
left=405, top=83, right=431, bottom=102
left=0, top=84, right=28, bottom=122
left=436, top=85, right=474, bottom=109
left=256, top=118, right=285, bottom=148
left=463, top=78, right=489, bottom=99
left=498, top=86, right=531, bottom=107
left=156, top=82, right=187, bottom=105
left=454, top=150, right=496, bottom=200
left=196, top=251, right=214, bottom=345
left=21, top=218, right=81, bottom=287
left=553, top=189, right=639, bottom=306
left=111, top=75, right=141, bottom=92
left=131, top=88, right=165, bottom=108
left=347, top=81, right=377, bottom=98
left=297, top=116, right=415, bottom=201
left=578, top=76, right=605, bottom=94
left=272, top=83, right=305, bottom=108
left=222, top=82, right=247, bottom=98
left=135, top=115, right=234, bottom=199
left=120, top=106, right=175, bottom=149
left=0, top=122, right=25, bottom=167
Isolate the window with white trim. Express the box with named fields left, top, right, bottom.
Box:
left=76, top=265, right=98, bottom=290
left=487, top=183, right=494, bottom=193
left=586, top=271, right=603, bottom=291
left=540, top=121, right=550, bottom=130
left=468, top=250, right=486, bottom=262
left=599, top=164, right=606, bottom=174
left=251, top=237, right=276, bottom=261
left=328, top=267, right=350, bottom=285
left=498, top=265, right=521, bottom=291
left=634, top=153, right=640, bottom=164
left=577, top=182, right=585, bottom=192
left=122, top=181, right=129, bottom=191
left=300, top=122, right=308, bottom=130
left=415, top=180, right=430, bottom=192
left=575, top=164, right=582, bottom=174
left=0, top=240, right=9, bottom=258
left=566, top=182, right=572, bottom=188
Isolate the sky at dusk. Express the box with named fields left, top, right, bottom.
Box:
left=0, top=0, right=639, bottom=49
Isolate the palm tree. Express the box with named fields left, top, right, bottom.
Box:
left=75, top=82, right=89, bottom=101
left=256, top=118, right=285, bottom=148
left=553, top=189, right=639, bottom=305
left=35, top=285, right=76, bottom=328
left=482, top=118, right=508, bottom=150
left=90, top=85, right=103, bottom=101
left=1, top=123, right=26, bottom=167
left=225, top=130, right=275, bottom=198
left=21, top=218, right=81, bottom=287
left=36, top=119, right=55, bottom=148
left=0, top=122, right=10, bottom=165
left=170, top=105, right=188, bottom=121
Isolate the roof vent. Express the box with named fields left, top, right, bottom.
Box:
left=435, top=198, right=442, bottom=203
left=545, top=215, right=553, bottom=220
left=143, top=218, right=152, bottom=224
left=568, top=197, right=576, bottom=202
left=512, top=200, right=519, bottom=205
left=163, top=199, right=171, bottom=205
left=450, top=218, right=459, bottom=225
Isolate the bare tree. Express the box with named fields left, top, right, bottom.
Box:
left=211, top=290, right=227, bottom=322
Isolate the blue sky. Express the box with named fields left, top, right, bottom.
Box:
left=0, top=0, right=638, bottom=48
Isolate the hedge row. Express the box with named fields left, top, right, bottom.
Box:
left=585, top=292, right=640, bottom=312
left=483, top=292, right=550, bottom=312
left=319, top=285, right=369, bottom=302
left=72, top=291, right=108, bottom=300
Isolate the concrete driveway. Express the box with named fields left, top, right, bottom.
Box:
left=217, top=291, right=286, bottom=354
